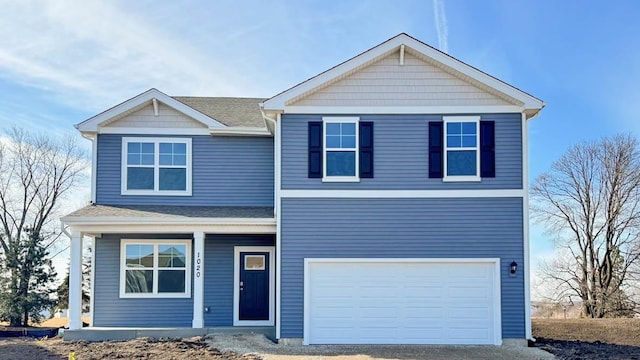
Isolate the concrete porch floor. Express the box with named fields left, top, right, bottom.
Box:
left=62, top=326, right=275, bottom=342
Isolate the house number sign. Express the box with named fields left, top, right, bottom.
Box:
left=195, top=252, right=202, bottom=278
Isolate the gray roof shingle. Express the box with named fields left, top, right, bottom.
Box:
left=64, top=204, right=274, bottom=219
left=172, top=97, right=266, bottom=128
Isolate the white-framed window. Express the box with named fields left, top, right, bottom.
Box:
left=120, top=239, right=191, bottom=298
left=121, top=137, right=192, bottom=196
left=323, top=117, right=359, bottom=182
left=443, top=116, right=481, bottom=182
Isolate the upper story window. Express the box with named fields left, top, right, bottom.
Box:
left=323, top=117, right=359, bottom=182
left=443, top=116, right=481, bottom=182
left=120, top=239, right=191, bottom=298
left=121, top=137, right=192, bottom=196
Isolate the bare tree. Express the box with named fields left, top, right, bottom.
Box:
left=531, top=134, right=640, bottom=318
left=0, top=128, right=87, bottom=326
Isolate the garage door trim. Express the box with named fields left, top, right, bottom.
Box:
left=303, top=258, right=502, bottom=345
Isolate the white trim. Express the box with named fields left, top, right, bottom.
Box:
left=64, top=223, right=275, bottom=235
left=120, top=137, right=192, bottom=196
left=233, top=246, right=275, bottom=326
left=76, top=88, right=225, bottom=132
left=263, top=34, right=544, bottom=113
left=522, top=112, right=532, bottom=340
left=443, top=116, right=481, bottom=182
left=99, top=127, right=210, bottom=136
left=192, top=231, right=205, bottom=328
left=280, top=189, right=524, bottom=198
left=283, top=105, right=524, bottom=115
left=62, top=216, right=275, bottom=225
left=275, top=113, right=282, bottom=340
left=322, top=117, right=360, bottom=182
left=119, top=239, right=192, bottom=299
left=84, top=134, right=97, bottom=204
left=210, top=127, right=272, bottom=137
left=68, top=231, right=83, bottom=330
left=89, top=236, right=96, bottom=327
left=303, top=258, right=502, bottom=346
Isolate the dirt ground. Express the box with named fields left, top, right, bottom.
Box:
left=0, top=336, right=259, bottom=360
left=533, top=318, right=640, bottom=359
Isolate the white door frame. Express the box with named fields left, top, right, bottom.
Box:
left=233, top=246, right=275, bottom=326
left=303, top=258, right=503, bottom=345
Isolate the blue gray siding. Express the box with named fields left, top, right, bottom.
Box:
left=203, top=234, right=275, bottom=326
left=96, top=134, right=274, bottom=206
left=280, top=198, right=525, bottom=339
left=280, top=113, right=522, bottom=190
left=93, top=234, right=194, bottom=327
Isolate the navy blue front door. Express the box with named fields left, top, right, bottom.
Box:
left=239, top=252, right=269, bottom=321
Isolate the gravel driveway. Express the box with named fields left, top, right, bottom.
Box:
left=208, top=334, right=556, bottom=360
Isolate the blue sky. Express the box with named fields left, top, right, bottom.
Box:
left=0, top=1, right=638, bottom=290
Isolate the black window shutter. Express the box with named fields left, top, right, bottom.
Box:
left=359, top=122, right=374, bottom=178
left=308, top=122, right=323, bottom=178
left=428, top=121, right=443, bottom=178
left=480, top=121, right=496, bottom=178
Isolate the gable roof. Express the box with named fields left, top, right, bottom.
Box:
left=75, top=88, right=268, bottom=133
left=173, top=97, right=266, bottom=128
left=262, top=33, right=544, bottom=118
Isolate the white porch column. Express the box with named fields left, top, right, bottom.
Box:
left=68, top=231, right=83, bottom=330
left=192, top=231, right=205, bottom=328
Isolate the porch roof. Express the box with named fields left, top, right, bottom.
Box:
left=61, top=205, right=276, bottom=235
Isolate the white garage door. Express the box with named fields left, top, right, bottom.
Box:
left=305, top=259, right=500, bottom=345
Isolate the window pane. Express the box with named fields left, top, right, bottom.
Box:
left=462, top=122, right=477, bottom=135
left=173, top=143, right=186, bottom=154
left=158, top=270, right=186, bottom=293
left=326, top=135, right=340, bottom=148
left=159, top=154, right=173, bottom=166
left=159, top=143, right=173, bottom=154
left=326, top=123, right=340, bottom=135
left=127, top=142, right=141, bottom=154
left=173, top=154, right=186, bottom=166
left=447, top=150, right=477, bottom=176
left=326, top=151, right=356, bottom=176
left=245, top=255, right=265, bottom=270
left=462, top=135, right=476, bottom=147
left=141, top=154, right=155, bottom=165
left=127, top=167, right=154, bottom=190
left=446, top=122, right=462, bottom=135
left=159, top=168, right=186, bottom=190
left=127, top=153, right=140, bottom=165
left=447, top=135, right=462, bottom=148
left=158, top=245, right=186, bottom=268
left=125, top=244, right=154, bottom=267
left=141, top=143, right=155, bottom=153
left=125, top=270, right=153, bottom=293
left=341, top=123, right=356, bottom=135
left=341, top=135, right=356, bottom=148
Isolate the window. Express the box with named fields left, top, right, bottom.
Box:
left=121, top=137, right=192, bottom=195
left=120, top=239, right=191, bottom=298
left=443, top=116, right=480, bottom=181
left=323, top=117, right=359, bottom=181
left=245, top=255, right=265, bottom=270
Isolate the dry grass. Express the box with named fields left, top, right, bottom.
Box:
left=532, top=318, right=640, bottom=346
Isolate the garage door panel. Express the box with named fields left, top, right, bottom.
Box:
left=306, top=260, right=499, bottom=345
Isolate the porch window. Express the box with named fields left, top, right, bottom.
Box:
left=120, top=239, right=191, bottom=298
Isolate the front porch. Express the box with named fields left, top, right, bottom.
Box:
left=61, top=204, right=277, bottom=340
left=63, top=326, right=275, bottom=342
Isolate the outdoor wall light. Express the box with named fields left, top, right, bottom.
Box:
left=510, top=261, right=518, bottom=275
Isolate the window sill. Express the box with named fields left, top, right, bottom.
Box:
left=322, top=177, right=361, bottom=183
left=442, top=176, right=481, bottom=182
left=121, top=190, right=192, bottom=196
left=119, top=292, right=191, bottom=299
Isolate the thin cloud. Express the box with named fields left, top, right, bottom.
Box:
left=0, top=1, right=258, bottom=112
left=432, top=0, right=449, bottom=53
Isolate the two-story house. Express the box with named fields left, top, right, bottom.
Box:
left=62, top=33, right=544, bottom=345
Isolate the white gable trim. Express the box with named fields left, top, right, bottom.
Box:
left=284, top=105, right=524, bottom=115
left=76, top=88, right=226, bottom=133
left=262, top=34, right=544, bottom=115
